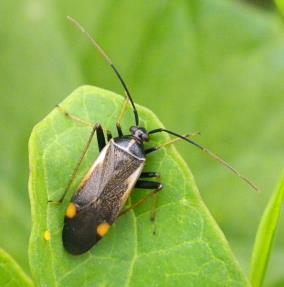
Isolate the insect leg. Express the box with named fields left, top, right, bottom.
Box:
left=116, top=123, right=123, bottom=137
left=145, top=132, right=200, bottom=155
left=96, top=125, right=106, bottom=151
left=48, top=124, right=99, bottom=204
left=115, top=94, right=130, bottom=137
left=135, top=180, right=162, bottom=190
left=117, top=94, right=129, bottom=125
left=56, top=104, right=94, bottom=127
left=56, top=105, right=112, bottom=143
left=135, top=180, right=163, bottom=222
left=106, top=130, right=113, bottom=141
left=120, top=181, right=162, bottom=221
left=140, top=172, right=160, bottom=179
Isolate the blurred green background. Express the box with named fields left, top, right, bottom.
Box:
left=0, top=0, right=283, bottom=286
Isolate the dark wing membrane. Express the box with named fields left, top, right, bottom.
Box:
left=63, top=204, right=109, bottom=254
left=63, top=141, right=144, bottom=254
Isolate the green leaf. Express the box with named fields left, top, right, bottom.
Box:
left=0, top=248, right=34, bottom=287
left=29, top=86, right=249, bottom=286
left=2, top=0, right=284, bottom=282
left=250, top=174, right=284, bottom=287
left=275, top=0, right=284, bottom=16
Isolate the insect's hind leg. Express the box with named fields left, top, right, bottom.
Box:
left=120, top=180, right=162, bottom=225
left=135, top=181, right=162, bottom=224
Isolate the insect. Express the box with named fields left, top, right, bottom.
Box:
left=50, top=16, right=257, bottom=255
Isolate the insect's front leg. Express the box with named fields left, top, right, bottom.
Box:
left=116, top=95, right=129, bottom=136
left=56, top=104, right=110, bottom=152
left=56, top=105, right=111, bottom=139
left=116, top=123, right=123, bottom=137
left=96, top=125, right=106, bottom=151
left=112, top=92, right=129, bottom=138
left=56, top=104, right=94, bottom=127
left=105, top=124, right=122, bottom=141
left=106, top=130, right=113, bottom=142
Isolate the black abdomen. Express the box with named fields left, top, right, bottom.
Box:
left=63, top=204, right=110, bottom=254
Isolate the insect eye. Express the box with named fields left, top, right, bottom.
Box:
left=142, top=133, right=149, bottom=142
left=130, top=126, right=137, bottom=134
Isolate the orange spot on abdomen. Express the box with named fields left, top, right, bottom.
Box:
left=96, top=222, right=110, bottom=237
left=66, top=203, right=77, bottom=218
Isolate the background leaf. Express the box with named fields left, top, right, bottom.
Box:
left=1, top=0, right=284, bottom=285
left=29, top=86, right=249, bottom=286
left=0, top=249, right=33, bottom=287
left=275, top=0, right=284, bottom=16
left=250, top=174, right=284, bottom=287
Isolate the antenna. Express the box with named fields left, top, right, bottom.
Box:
left=67, top=16, right=139, bottom=126
left=149, top=128, right=258, bottom=191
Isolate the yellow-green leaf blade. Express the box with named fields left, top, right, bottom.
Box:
left=250, top=173, right=284, bottom=287
left=0, top=249, right=34, bottom=287
left=29, top=86, right=249, bottom=286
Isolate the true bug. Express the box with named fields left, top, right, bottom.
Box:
left=50, top=16, right=257, bottom=255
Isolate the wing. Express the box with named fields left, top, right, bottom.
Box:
left=73, top=140, right=145, bottom=207
left=63, top=140, right=145, bottom=254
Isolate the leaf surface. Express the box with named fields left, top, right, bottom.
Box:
left=1, top=1, right=284, bottom=280
left=0, top=249, right=33, bottom=287
left=29, top=86, right=248, bottom=286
